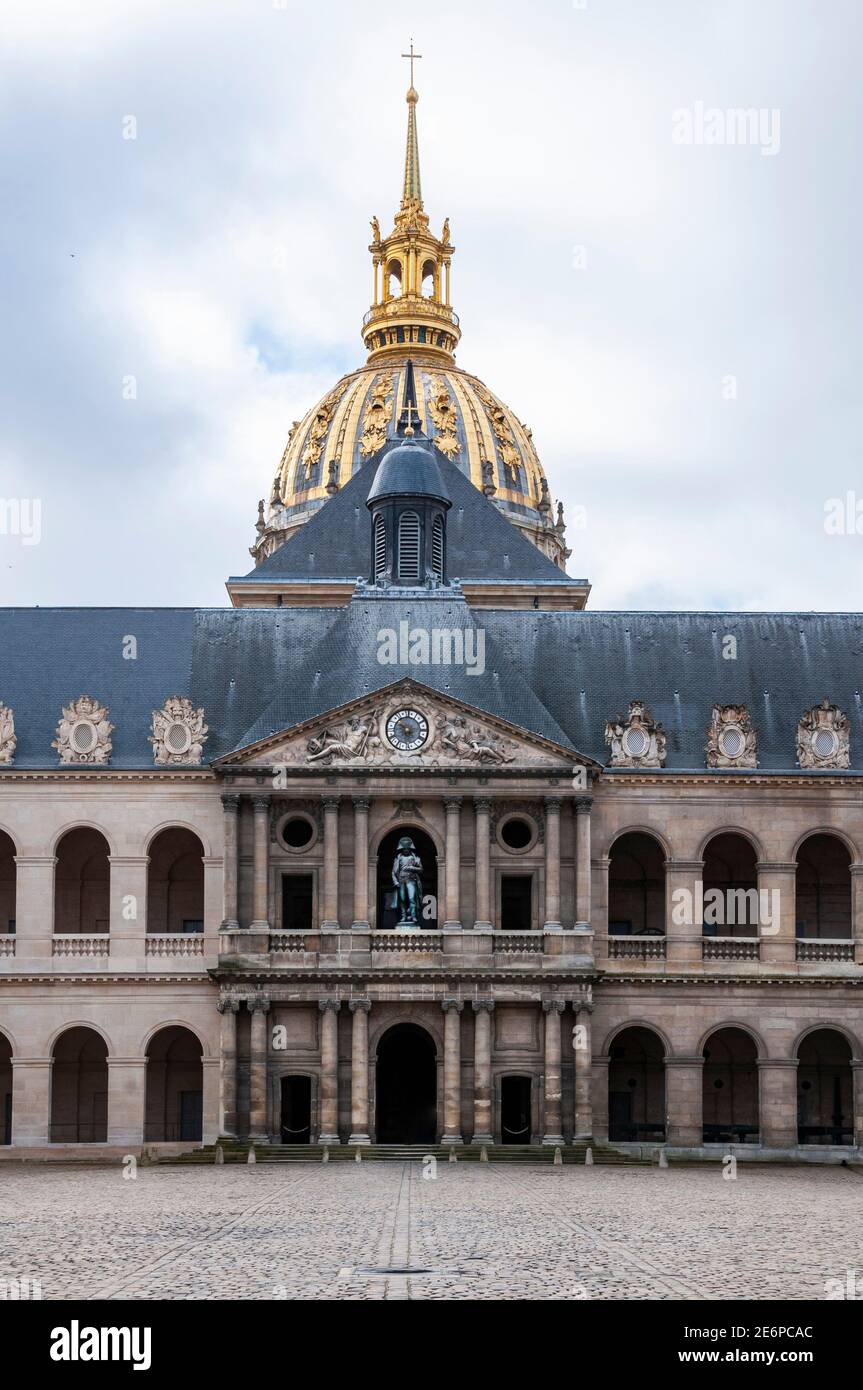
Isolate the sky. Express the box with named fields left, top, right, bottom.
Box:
left=1, top=0, right=861, bottom=611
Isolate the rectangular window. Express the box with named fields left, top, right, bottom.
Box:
left=609, top=920, right=632, bottom=936
left=282, top=874, right=314, bottom=931
left=182, top=919, right=204, bottom=934
left=500, top=875, right=532, bottom=931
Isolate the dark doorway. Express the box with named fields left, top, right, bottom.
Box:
left=376, top=826, right=438, bottom=930
left=608, top=1026, right=666, bottom=1142
left=145, top=1025, right=203, bottom=1142
left=280, top=1075, right=312, bottom=1143
left=375, top=1023, right=437, bottom=1143
left=282, top=874, right=313, bottom=931
left=179, top=1091, right=203, bottom=1142
left=501, top=876, right=532, bottom=931
left=501, top=1075, right=531, bottom=1143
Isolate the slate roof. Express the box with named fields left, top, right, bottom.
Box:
left=230, top=445, right=578, bottom=587
left=1, top=604, right=862, bottom=772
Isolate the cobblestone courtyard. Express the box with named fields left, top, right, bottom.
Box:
left=1, top=1161, right=861, bottom=1300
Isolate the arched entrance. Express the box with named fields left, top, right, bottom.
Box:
left=54, top=828, right=110, bottom=934
left=795, top=835, right=852, bottom=938
left=375, top=1023, right=437, bottom=1143
left=145, top=1026, right=203, bottom=1141
left=376, top=825, right=438, bottom=930
left=608, top=1026, right=666, bottom=1142
left=797, top=1029, right=853, bottom=1144
left=702, top=1028, right=759, bottom=1143
left=608, top=833, right=666, bottom=937
left=147, top=829, right=205, bottom=934
left=50, top=1027, right=108, bottom=1143
left=0, top=1033, right=11, bottom=1145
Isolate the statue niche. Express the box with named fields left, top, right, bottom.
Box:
left=376, top=825, right=438, bottom=930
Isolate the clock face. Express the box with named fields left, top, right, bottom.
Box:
left=386, top=708, right=429, bottom=753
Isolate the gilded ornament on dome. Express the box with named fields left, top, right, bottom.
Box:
left=299, top=381, right=349, bottom=478
left=359, top=373, right=397, bottom=457
left=474, top=381, right=522, bottom=485
left=426, top=375, right=460, bottom=459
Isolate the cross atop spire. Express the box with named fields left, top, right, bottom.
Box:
left=401, top=41, right=423, bottom=209
left=401, top=40, right=422, bottom=89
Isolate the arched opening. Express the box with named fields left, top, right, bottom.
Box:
left=608, top=1026, right=666, bottom=1142
left=145, top=1026, right=203, bottom=1141
left=420, top=258, right=436, bottom=299
left=500, top=1075, right=532, bottom=1144
left=54, top=829, right=110, bottom=934
left=797, top=1029, right=853, bottom=1144
left=702, top=1028, right=759, bottom=1143
left=376, top=825, right=438, bottom=930
left=280, top=1075, right=312, bottom=1143
left=147, top=828, right=205, bottom=934
left=0, top=1033, right=11, bottom=1145
left=702, top=833, right=759, bottom=937
left=0, top=830, right=15, bottom=935
left=397, top=510, right=421, bottom=580
left=608, top=833, right=666, bottom=936
left=375, top=1022, right=437, bottom=1144
left=50, top=1027, right=108, bottom=1143
left=386, top=259, right=402, bottom=300
left=795, top=834, right=852, bottom=939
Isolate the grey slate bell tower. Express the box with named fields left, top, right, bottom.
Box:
left=366, top=362, right=451, bottom=589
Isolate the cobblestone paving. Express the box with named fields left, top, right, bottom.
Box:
left=0, top=1161, right=861, bottom=1300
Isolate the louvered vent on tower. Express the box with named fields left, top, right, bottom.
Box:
left=398, top=511, right=421, bottom=580
left=432, top=514, right=444, bottom=580
left=374, top=514, right=387, bottom=577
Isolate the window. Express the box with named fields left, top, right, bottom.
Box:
left=282, top=874, right=314, bottom=931
left=374, top=514, right=387, bottom=578
left=500, top=875, right=532, bottom=930
left=398, top=511, right=421, bottom=580
left=182, top=919, right=204, bottom=934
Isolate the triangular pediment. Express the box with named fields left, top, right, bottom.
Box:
left=217, top=679, right=597, bottom=772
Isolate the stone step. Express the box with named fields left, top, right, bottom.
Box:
left=158, top=1141, right=646, bottom=1166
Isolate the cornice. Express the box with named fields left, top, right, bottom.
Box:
left=0, top=769, right=215, bottom=784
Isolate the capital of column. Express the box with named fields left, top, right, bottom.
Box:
left=349, top=998, right=371, bottom=1014
left=252, top=795, right=271, bottom=813
left=444, top=796, right=463, bottom=811
left=221, top=794, right=241, bottom=813
left=574, top=797, right=593, bottom=815
left=352, top=797, right=371, bottom=811
left=318, top=998, right=342, bottom=1013
left=217, top=997, right=240, bottom=1015
left=322, top=795, right=341, bottom=811
left=544, top=796, right=562, bottom=811
left=442, top=998, right=463, bottom=1014
left=542, top=999, right=565, bottom=1014
left=573, top=1000, right=595, bottom=1017
left=472, top=999, right=494, bottom=1014
left=248, top=996, right=270, bottom=1014
left=474, top=797, right=492, bottom=813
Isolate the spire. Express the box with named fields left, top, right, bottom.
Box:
left=400, top=40, right=423, bottom=210
left=402, top=84, right=422, bottom=209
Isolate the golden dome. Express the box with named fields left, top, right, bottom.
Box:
left=251, top=72, right=570, bottom=571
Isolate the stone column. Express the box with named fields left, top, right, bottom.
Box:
left=593, top=854, right=610, bottom=964
left=543, top=798, right=562, bottom=930
left=220, top=794, right=240, bottom=929
left=473, top=798, right=492, bottom=930
left=10, top=1059, right=51, bottom=1146
left=758, top=1058, right=798, bottom=1149
left=109, top=855, right=149, bottom=962
left=107, top=1058, right=147, bottom=1146
left=248, top=996, right=270, bottom=1141
left=665, top=1057, right=703, bottom=1146
left=757, top=861, right=797, bottom=966
left=201, top=1056, right=220, bottom=1144
left=572, top=999, right=594, bottom=1139
left=318, top=1000, right=341, bottom=1144
left=542, top=1000, right=565, bottom=1145
left=592, top=1056, right=610, bottom=1143
left=851, top=865, right=863, bottom=965
left=574, top=798, right=592, bottom=929
left=852, top=1061, right=863, bottom=1148
left=348, top=999, right=371, bottom=1144
left=665, top=859, right=704, bottom=965
left=443, top=797, right=462, bottom=930
left=472, top=1000, right=494, bottom=1144
left=321, top=796, right=341, bottom=931
left=217, top=996, right=240, bottom=1137
left=352, top=798, right=371, bottom=929
left=442, top=999, right=464, bottom=1143
left=250, top=796, right=271, bottom=930
left=13, top=855, right=57, bottom=962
